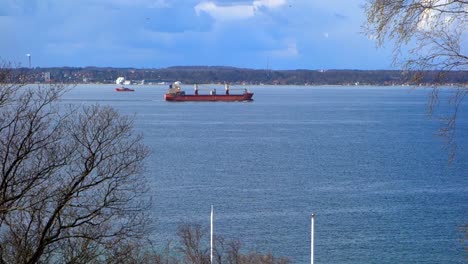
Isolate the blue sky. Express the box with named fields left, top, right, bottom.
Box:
left=0, top=0, right=395, bottom=69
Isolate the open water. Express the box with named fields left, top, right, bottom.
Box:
left=64, top=84, right=467, bottom=263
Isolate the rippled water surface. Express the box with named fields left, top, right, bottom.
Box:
left=64, top=84, right=467, bottom=263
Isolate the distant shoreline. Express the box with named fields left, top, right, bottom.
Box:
left=20, top=83, right=467, bottom=89
left=10, top=66, right=467, bottom=86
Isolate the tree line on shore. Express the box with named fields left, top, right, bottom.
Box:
left=11, top=66, right=467, bottom=86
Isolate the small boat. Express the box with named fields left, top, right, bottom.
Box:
left=164, top=82, right=253, bottom=102
left=115, top=87, right=135, bottom=92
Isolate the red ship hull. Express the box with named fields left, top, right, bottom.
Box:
left=115, top=87, right=135, bottom=92
left=164, top=93, right=253, bottom=102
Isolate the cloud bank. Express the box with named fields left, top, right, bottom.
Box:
left=194, top=0, right=286, bottom=22
left=0, top=0, right=395, bottom=69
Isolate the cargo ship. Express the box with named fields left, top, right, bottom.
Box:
left=164, top=82, right=253, bottom=102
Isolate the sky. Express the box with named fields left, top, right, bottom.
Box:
left=0, top=0, right=395, bottom=70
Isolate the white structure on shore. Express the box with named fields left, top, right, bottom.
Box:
left=115, top=77, right=125, bottom=85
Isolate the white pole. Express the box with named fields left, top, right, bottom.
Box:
left=26, top=54, right=31, bottom=68
left=210, top=205, right=214, bottom=264
left=311, top=213, right=315, bottom=264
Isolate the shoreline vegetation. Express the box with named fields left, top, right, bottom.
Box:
left=11, top=66, right=467, bottom=86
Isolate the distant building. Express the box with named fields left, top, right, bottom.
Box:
left=44, top=72, right=51, bottom=82
left=116, top=77, right=125, bottom=85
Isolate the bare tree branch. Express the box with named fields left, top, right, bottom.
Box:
left=0, top=64, right=152, bottom=264
left=364, top=0, right=467, bottom=162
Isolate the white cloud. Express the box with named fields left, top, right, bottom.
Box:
left=114, top=0, right=168, bottom=7
left=268, top=40, right=299, bottom=58
left=194, top=2, right=254, bottom=21
left=416, top=0, right=468, bottom=32
left=368, top=34, right=377, bottom=40
left=194, top=0, right=286, bottom=22
left=253, top=0, right=286, bottom=9
left=305, top=0, right=360, bottom=12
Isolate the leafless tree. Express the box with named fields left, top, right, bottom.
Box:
left=0, top=64, right=151, bottom=263
left=364, top=0, right=467, bottom=70
left=177, top=224, right=210, bottom=264
left=460, top=223, right=468, bottom=260
left=364, top=0, right=467, bottom=162
left=154, top=240, right=180, bottom=264
left=174, top=223, right=290, bottom=264
left=226, top=239, right=243, bottom=264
